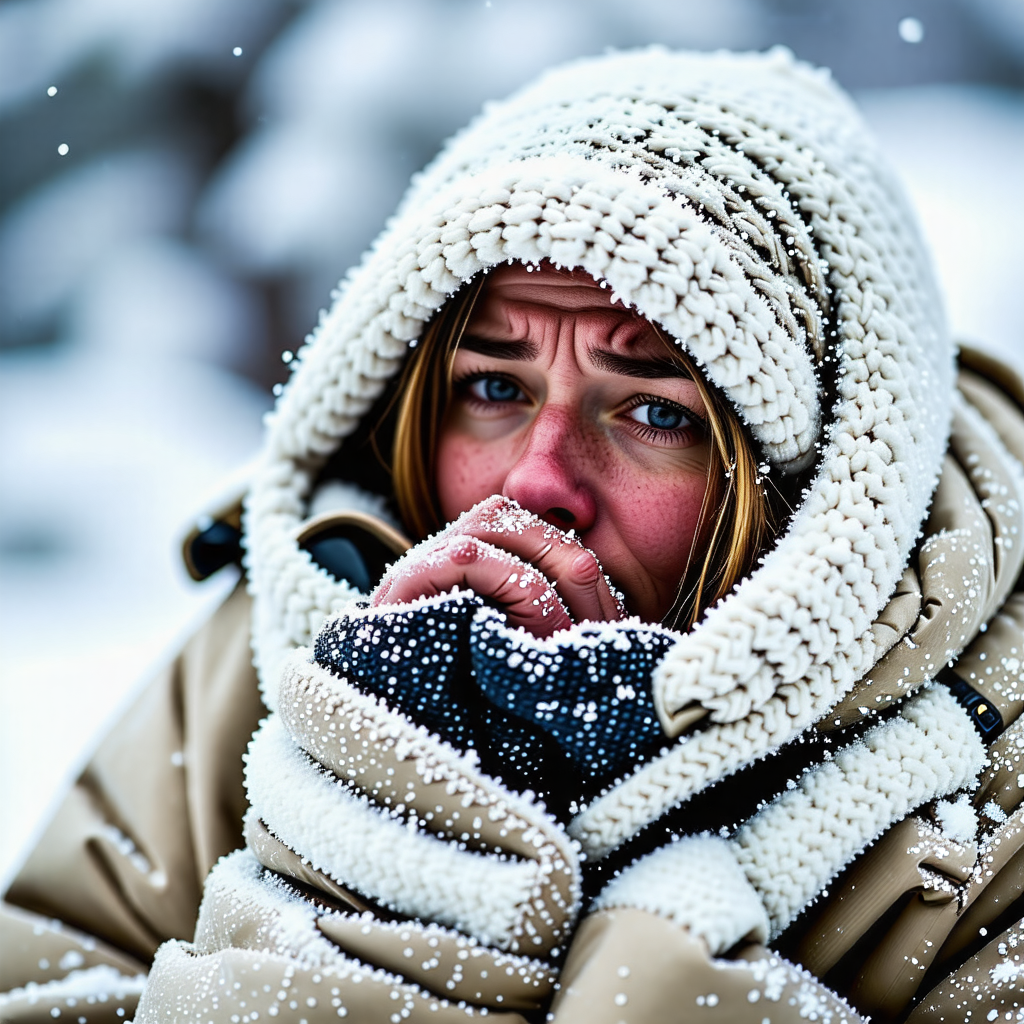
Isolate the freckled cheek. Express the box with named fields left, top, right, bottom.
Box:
left=606, top=471, right=709, bottom=584
left=435, top=433, right=514, bottom=523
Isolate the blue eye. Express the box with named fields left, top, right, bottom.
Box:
left=630, top=401, right=689, bottom=430
left=648, top=403, right=684, bottom=429
left=469, top=376, right=524, bottom=403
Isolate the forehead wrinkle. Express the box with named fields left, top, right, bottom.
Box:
left=469, top=301, right=596, bottom=360
left=466, top=277, right=673, bottom=371
left=486, top=279, right=630, bottom=313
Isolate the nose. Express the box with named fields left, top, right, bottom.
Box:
left=501, top=406, right=597, bottom=532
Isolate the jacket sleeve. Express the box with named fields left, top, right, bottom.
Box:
left=551, top=906, right=867, bottom=1024
left=0, top=579, right=264, bottom=1022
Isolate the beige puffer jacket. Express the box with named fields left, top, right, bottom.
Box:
left=5, top=48, right=1024, bottom=1024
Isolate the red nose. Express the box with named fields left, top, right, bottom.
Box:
left=501, top=406, right=597, bottom=532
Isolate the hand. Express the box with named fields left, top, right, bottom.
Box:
left=370, top=496, right=625, bottom=637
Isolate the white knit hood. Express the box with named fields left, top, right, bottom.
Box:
left=244, top=47, right=951, bottom=845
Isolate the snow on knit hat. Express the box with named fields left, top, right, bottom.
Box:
left=244, top=47, right=951, bottom=834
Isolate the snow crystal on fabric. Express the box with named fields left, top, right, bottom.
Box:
left=313, top=593, right=673, bottom=813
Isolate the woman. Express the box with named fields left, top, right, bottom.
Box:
left=375, top=258, right=771, bottom=635
left=5, top=47, right=1024, bottom=1024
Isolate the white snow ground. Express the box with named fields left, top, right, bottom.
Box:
left=1, top=82, right=1022, bottom=891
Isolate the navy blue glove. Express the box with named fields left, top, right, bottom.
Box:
left=313, top=595, right=673, bottom=815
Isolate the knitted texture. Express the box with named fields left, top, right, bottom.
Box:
left=240, top=47, right=953, bottom=873
left=732, top=686, right=986, bottom=936
left=569, top=678, right=838, bottom=858
left=132, top=48, right=1016, bottom=1024
left=593, top=835, right=769, bottom=955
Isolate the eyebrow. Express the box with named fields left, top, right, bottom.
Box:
left=588, top=349, right=693, bottom=380
left=459, top=336, right=540, bottom=361
left=458, top=334, right=691, bottom=380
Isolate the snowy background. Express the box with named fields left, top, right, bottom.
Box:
left=2, top=0, right=1023, bottom=886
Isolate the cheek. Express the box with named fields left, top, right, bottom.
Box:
left=624, top=478, right=705, bottom=559
left=602, top=458, right=709, bottom=594
left=435, top=431, right=511, bottom=524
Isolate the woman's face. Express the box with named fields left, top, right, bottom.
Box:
left=435, top=264, right=711, bottom=622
